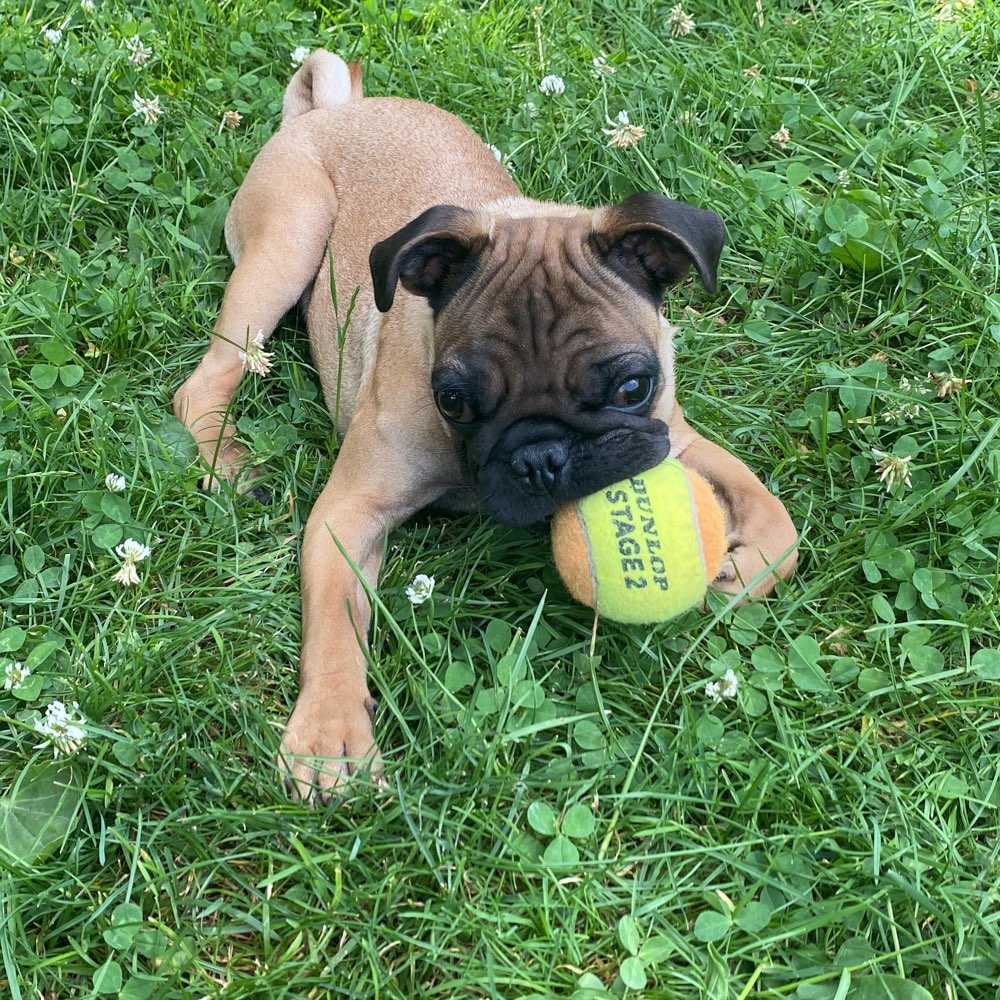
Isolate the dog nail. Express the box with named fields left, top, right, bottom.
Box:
left=247, top=485, right=273, bottom=505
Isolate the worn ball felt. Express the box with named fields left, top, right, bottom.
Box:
left=551, top=458, right=727, bottom=623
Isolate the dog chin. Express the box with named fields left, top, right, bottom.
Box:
left=480, top=491, right=561, bottom=530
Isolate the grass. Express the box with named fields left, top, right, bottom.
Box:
left=1, top=0, right=999, bottom=996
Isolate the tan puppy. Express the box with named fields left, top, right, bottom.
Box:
left=174, top=51, right=797, bottom=802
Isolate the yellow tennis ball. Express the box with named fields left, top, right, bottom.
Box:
left=551, top=458, right=727, bottom=623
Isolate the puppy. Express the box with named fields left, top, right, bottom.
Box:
left=174, top=51, right=797, bottom=801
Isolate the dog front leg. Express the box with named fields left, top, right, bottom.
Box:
left=278, top=431, right=440, bottom=804
left=279, top=490, right=386, bottom=803
left=670, top=415, right=798, bottom=599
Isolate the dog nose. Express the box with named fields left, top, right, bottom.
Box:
left=511, top=440, right=569, bottom=494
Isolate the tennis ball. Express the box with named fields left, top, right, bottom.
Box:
left=551, top=458, right=726, bottom=623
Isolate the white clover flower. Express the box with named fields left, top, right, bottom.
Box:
left=405, top=573, right=435, bottom=606
left=668, top=4, right=696, bottom=36
left=113, top=563, right=141, bottom=587
left=602, top=110, right=646, bottom=149
left=871, top=449, right=914, bottom=491
left=105, top=473, right=127, bottom=492
left=131, top=92, right=162, bottom=124
left=539, top=75, right=566, bottom=96
left=43, top=27, right=63, bottom=44
left=898, top=376, right=934, bottom=396
left=3, top=661, right=29, bottom=691
left=521, top=100, right=539, bottom=118
left=291, top=46, right=311, bottom=66
left=881, top=401, right=926, bottom=424
left=705, top=669, right=739, bottom=704
left=934, top=0, right=975, bottom=22
left=116, top=539, right=151, bottom=563
left=34, top=700, right=88, bottom=757
left=113, top=538, right=151, bottom=587
left=591, top=54, right=616, bottom=77
left=930, top=371, right=968, bottom=397
left=743, top=64, right=761, bottom=80
left=124, top=35, right=153, bottom=66
left=81, top=0, right=96, bottom=11
left=881, top=374, right=934, bottom=423
left=836, top=168, right=850, bottom=188
left=220, top=109, right=243, bottom=131
left=239, top=331, right=274, bottom=376
left=770, top=125, right=791, bottom=149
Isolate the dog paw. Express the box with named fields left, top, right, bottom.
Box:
left=246, top=483, right=273, bottom=505
left=198, top=458, right=266, bottom=494
left=712, top=537, right=796, bottom=601
left=278, top=693, right=384, bottom=804
left=198, top=465, right=272, bottom=504
left=194, top=439, right=255, bottom=494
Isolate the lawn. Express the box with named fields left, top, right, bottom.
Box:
left=1, top=0, right=999, bottom=997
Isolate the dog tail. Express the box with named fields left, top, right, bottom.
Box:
left=282, top=50, right=363, bottom=123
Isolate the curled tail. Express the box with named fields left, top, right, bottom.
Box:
left=281, top=50, right=363, bottom=124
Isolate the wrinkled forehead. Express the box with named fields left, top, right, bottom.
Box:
left=435, top=214, right=663, bottom=355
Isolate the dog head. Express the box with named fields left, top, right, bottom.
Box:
left=369, top=192, right=725, bottom=528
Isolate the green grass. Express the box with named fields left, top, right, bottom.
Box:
left=2, top=0, right=999, bottom=996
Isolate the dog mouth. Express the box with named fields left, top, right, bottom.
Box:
left=475, top=421, right=670, bottom=529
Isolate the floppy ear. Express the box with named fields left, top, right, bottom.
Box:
left=591, top=191, right=726, bottom=300
left=369, top=205, right=489, bottom=313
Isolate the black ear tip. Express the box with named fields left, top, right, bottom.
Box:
left=372, top=283, right=394, bottom=313
left=369, top=240, right=394, bottom=312
left=700, top=213, right=726, bottom=294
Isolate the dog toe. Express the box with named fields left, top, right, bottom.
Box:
left=246, top=484, right=273, bottom=505
left=278, top=699, right=383, bottom=805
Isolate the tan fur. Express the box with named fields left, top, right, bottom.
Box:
left=173, top=51, right=797, bottom=802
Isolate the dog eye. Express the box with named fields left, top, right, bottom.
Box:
left=434, top=388, right=477, bottom=424
left=611, top=375, right=654, bottom=409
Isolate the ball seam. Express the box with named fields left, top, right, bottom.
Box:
left=575, top=502, right=600, bottom=611
left=684, top=470, right=710, bottom=576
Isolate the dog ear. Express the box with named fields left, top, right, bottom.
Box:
left=591, top=192, right=726, bottom=299
left=369, top=205, right=489, bottom=313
